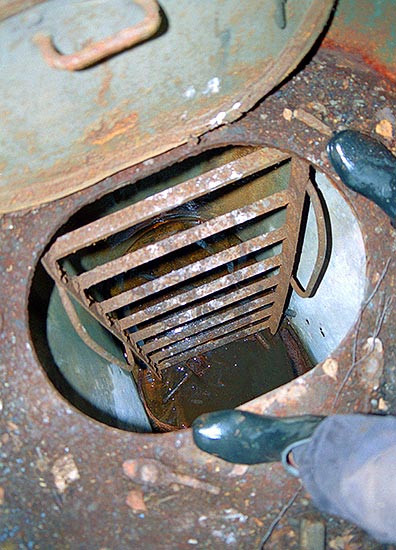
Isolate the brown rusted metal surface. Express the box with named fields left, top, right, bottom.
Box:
left=1, top=47, right=396, bottom=549
left=0, top=0, right=334, bottom=213
left=42, top=149, right=294, bottom=375
left=33, top=0, right=161, bottom=71
left=42, top=148, right=288, bottom=264
left=267, top=157, right=308, bottom=334
left=42, top=148, right=324, bottom=376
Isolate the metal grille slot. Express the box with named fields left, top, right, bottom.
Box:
left=42, top=147, right=311, bottom=377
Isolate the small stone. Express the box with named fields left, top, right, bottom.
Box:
left=188, top=539, right=198, bottom=545
left=357, top=338, right=384, bottom=390
left=229, top=464, right=249, bottom=477
left=378, top=397, right=388, bottom=411
left=375, top=119, right=393, bottom=139
left=52, top=454, right=80, bottom=493
left=283, top=108, right=293, bottom=121
left=0, top=486, right=4, bottom=505
left=300, top=518, right=325, bottom=550
left=322, top=358, right=338, bottom=381
left=7, top=421, right=18, bottom=432
left=126, top=489, right=147, bottom=513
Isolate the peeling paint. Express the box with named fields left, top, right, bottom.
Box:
left=203, top=77, right=221, bottom=95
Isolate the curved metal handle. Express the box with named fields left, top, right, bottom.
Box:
left=57, top=285, right=133, bottom=371
left=33, top=0, right=161, bottom=71
left=291, top=178, right=329, bottom=298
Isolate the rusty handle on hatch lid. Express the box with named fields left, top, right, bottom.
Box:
left=290, top=177, right=329, bottom=298
left=33, top=0, right=161, bottom=71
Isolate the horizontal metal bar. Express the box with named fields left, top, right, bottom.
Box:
left=157, top=319, right=271, bottom=370
left=130, top=274, right=278, bottom=341
left=99, top=227, right=285, bottom=317
left=73, top=190, right=289, bottom=290
left=43, top=148, right=290, bottom=265
left=150, top=307, right=273, bottom=363
left=103, top=253, right=281, bottom=318
left=142, top=292, right=275, bottom=353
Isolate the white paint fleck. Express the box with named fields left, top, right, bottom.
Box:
left=203, top=77, right=221, bottom=95
left=212, top=530, right=237, bottom=545
left=225, top=533, right=237, bottom=545
left=224, top=508, right=248, bottom=523
left=184, top=85, right=197, bottom=99
left=231, top=101, right=241, bottom=110
left=209, top=111, right=226, bottom=127
left=230, top=170, right=242, bottom=180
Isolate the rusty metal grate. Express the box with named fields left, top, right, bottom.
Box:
left=42, top=147, right=326, bottom=377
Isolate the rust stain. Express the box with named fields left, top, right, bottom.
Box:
left=96, top=65, right=114, bottom=107
left=87, top=112, right=139, bottom=146
left=2, top=44, right=396, bottom=548
left=323, top=37, right=396, bottom=84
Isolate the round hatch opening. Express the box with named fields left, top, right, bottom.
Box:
left=29, top=145, right=366, bottom=432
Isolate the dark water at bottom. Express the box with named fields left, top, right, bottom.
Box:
left=141, top=325, right=313, bottom=430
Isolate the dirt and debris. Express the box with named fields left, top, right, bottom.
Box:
left=123, top=458, right=221, bottom=495
left=126, top=489, right=147, bottom=513
left=51, top=454, right=80, bottom=494
left=1, top=46, right=395, bottom=549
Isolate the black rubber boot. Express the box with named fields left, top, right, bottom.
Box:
left=192, top=410, right=324, bottom=464
left=327, top=130, right=396, bottom=225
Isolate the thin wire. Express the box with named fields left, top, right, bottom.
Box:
left=260, top=485, right=302, bottom=548
left=332, top=257, right=392, bottom=409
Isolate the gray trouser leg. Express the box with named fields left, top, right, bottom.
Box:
left=292, top=414, right=396, bottom=543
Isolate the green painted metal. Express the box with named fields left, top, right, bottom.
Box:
left=327, top=0, right=396, bottom=79
left=0, top=0, right=334, bottom=212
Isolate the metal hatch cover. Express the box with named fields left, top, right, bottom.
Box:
left=0, top=0, right=334, bottom=213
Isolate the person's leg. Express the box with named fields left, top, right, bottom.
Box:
left=327, top=130, right=396, bottom=225
left=193, top=411, right=396, bottom=543
left=290, top=414, right=396, bottom=543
